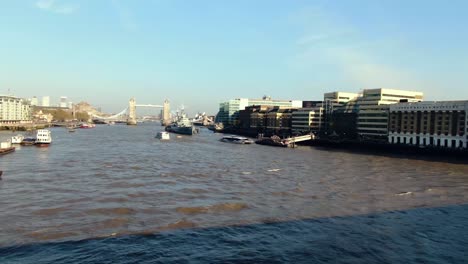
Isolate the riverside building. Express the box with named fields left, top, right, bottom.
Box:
left=0, top=95, right=32, bottom=124
left=389, top=101, right=468, bottom=149
left=291, top=107, right=324, bottom=134
left=322, top=91, right=359, bottom=133
left=324, top=92, right=359, bottom=106
left=265, top=107, right=298, bottom=135
left=356, top=88, right=423, bottom=142
left=216, top=96, right=302, bottom=125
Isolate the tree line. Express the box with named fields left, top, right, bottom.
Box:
left=42, top=109, right=90, bottom=122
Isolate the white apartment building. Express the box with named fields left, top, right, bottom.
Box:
left=389, top=101, right=468, bottom=149
left=217, top=96, right=302, bottom=125
left=356, top=88, right=423, bottom=141
left=0, top=95, right=32, bottom=123
left=291, top=107, right=324, bottom=133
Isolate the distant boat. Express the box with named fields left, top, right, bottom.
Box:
left=220, top=135, right=254, bottom=144
left=68, top=128, right=76, bottom=133
left=79, top=123, right=95, bottom=129
left=35, top=129, right=52, bottom=147
left=11, top=134, right=24, bottom=144
left=0, top=141, right=15, bottom=155
left=208, top=122, right=224, bottom=132
left=165, top=110, right=198, bottom=135
left=156, top=131, right=170, bottom=140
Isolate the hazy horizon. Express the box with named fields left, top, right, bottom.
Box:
left=2, top=0, right=468, bottom=115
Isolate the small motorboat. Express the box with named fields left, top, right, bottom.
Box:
left=220, top=135, right=254, bottom=144
left=156, top=131, right=170, bottom=140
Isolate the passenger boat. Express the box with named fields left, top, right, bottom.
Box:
left=220, top=135, right=254, bottom=144
left=35, top=129, right=52, bottom=147
left=156, top=131, right=170, bottom=140
left=11, top=134, right=24, bottom=144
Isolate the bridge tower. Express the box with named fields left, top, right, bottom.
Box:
left=162, top=99, right=171, bottom=126
left=127, top=97, right=137, bottom=125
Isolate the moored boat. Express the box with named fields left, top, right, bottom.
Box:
left=11, top=134, right=24, bottom=144
left=165, top=110, right=198, bottom=135
left=156, top=131, right=170, bottom=140
left=35, top=129, right=52, bottom=147
left=220, top=135, right=254, bottom=144
left=0, top=141, right=15, bottom=155
left=20, top=137, right=36, bottom=146
left=255, top=135, right=292, bottom=147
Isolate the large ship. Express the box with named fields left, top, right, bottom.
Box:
left=165, top=110, right=198, bottom=135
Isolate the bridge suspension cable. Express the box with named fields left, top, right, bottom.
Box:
left=92, top=107, right=128, bottom=120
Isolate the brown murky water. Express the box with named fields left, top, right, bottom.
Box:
left=1, top=124, right=467, bottom=246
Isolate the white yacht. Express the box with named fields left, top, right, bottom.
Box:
left=35, top=129, right=52, bottom=147
left=220, top=135, right=254, bottom=144
left=156, top=131, right=170, bottom=140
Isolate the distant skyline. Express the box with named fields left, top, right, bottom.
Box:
left=1, top=0, right=468, bottom=115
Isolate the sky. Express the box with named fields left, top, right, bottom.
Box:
left=1, top=0, right=468, bottom=115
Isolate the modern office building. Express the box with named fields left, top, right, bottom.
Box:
left=389, top=101, right=468, bottom=149
left=356, top=88, right=423, bottom=141
left=217, top=96, right=302, bottom=125
left=42, top=96, right=50, bottom=107
left=0, top=95, right=32, bottom=123
left=291, top=107, right=324, bottom=134
left=324, top=92, right=359, bottom=106
left=322, top=92, right=359, bottom=132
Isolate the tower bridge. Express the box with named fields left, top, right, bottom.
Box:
left=91, top=98, right=170, bottom=125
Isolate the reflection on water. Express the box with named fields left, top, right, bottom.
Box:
left=0, top=124, right=468, bottom=248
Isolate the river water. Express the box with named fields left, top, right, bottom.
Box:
left=1, top=124, right=467, bottom=263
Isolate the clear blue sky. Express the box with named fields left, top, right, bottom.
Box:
left=1, top=0, right=467, bottom=115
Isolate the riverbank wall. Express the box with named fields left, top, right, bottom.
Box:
left=0, top=123, right=51, bottom=131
